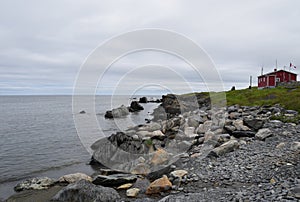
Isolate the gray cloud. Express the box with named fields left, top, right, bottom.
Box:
left=0, top=0, right=299, bottom=95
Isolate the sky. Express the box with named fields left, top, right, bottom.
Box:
left=1, top=0, right=300, bottom=95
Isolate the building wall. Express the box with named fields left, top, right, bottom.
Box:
left=275, top=71, right=297, bottom=82
left=259, top=71, right=297, bottom=89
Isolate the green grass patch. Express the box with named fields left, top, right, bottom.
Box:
left=225, top=86, right=300, bottom=112
left=181, top=86, right=300, bottom=112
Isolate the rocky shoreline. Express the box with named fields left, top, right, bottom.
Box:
left=5, top=94, right=300, bottom=202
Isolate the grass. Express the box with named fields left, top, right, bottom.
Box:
left=225, top=86, right=300, bottom=112
left=181, top=86, right=300, bottom=112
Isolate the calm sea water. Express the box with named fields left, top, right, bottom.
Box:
left=0, top=95, right=159, bottom=200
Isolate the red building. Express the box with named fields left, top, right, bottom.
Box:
left=258, top=69, right=297, bottom=89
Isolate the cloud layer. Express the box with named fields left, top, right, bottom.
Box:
left=1, top=0, right=299, bottom=95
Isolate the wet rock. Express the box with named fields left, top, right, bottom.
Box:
left=146, top=175, right=172, bottom=195
left=58, top=173, right=92, bottom=184
left=14, top=177, right=55, bottom=192
left=129, top=101, right=144, bottom=112
left=255, top=128, right=273, bottom=140
left=126, top=188, right=140, bottom=197
left=52, top=179, right=120, bottom=202
left=209, top=139, right=239, bottom=157
left=92, top=174, right=137, bottom=187
left=104, top=110, right=113, bottom=118
left=105, top=105, right=129, bottom=118
left=139, top=97, right=148, bottom=103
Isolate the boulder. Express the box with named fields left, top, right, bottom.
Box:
left=104, top=105, right=129, bottom=118
left=138, top=122, right=161, bottom=132
left=243, top=117, right=265, bottom=131
left=92, top=174, right=137, bottom=187
left=255, top=128, right=273, bottom=140
left=209, top=139, right=239, bottom=157
left=112, top=105, right=129, bottom=117
left=129, top=101, right=144, bottom=112
left=146, top=175, right=172, bottom=195
left=187, top=117, right=200, bottom=128
left=14, top=177, right=55, bottom=192
left=126, top=188, right=140, bottom=197
left=131, top=163, right=151, bottom=175
left=150, top=148, right=169, bottom=166
left=170, top=170, right=188, bottom=179
left=104, top=110, right=113, bottom=119
left=233, top=119, right=250, bottom=131
left=52, top=179, right=120, bottom=202
left=139, top=97, right=148, bottom=103
left=196, top=121, right=212, bottom=134
left=58, top=173, right=92, bottom=184
left=184, top=127, right=197, bottom=138
left=232, top=130, right=256, bottom=138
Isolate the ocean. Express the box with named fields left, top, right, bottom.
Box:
left=0, top=95, right=159, bottom=200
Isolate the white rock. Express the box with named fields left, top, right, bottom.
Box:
left=233, top=119, right=250, bottom=131
left=58, top=173, right=92, bottom=183
left=291, top=142, right=300, bottom=151
left=255, top=128, right=273, bottom=140
left=170, top=170, right=188, bottom=178
left=126, top=188, right=140, bottom=197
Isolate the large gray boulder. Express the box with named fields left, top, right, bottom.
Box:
left=104, top=105, right=129, bottom=118
left=52, top=180, right=120, bottom=202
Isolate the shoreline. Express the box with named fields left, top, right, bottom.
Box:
left=0, top=162, right=95, bottom=201
left=3, top=93, right=300, bottom=201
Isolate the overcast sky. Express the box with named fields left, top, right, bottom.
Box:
left=1, top=0, right=299, bottom=95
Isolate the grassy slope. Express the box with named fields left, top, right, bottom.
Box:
left=182, top=86, right=300, bottom=112
left=225, top=87, right=300, bottom=112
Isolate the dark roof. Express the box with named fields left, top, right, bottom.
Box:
left=258, top=69, right=297, bottom=78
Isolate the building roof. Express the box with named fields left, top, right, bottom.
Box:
left=258, top=69, right=297, bottom=78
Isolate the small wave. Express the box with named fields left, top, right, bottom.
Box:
left=0, top=161, right=83, bottom=183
